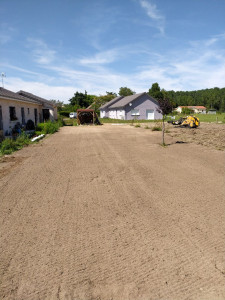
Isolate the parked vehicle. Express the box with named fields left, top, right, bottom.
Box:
left=69, top=112, right=77, bottom=119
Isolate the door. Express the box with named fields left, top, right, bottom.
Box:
left=34, top=108, right=38, bottom=125
left=21, top=107, right=25, bottom=125
left=0, top=106, right=3, bottom=130
left=42, top=109, right=50, bottom=121
left=146, top=109, right=154, bottom=120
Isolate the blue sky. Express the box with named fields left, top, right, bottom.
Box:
left=1, top=0, right=225, bottom=103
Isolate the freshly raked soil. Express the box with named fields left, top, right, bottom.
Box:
left=0, top=124, right=224, bottom=300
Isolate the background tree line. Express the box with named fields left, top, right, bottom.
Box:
left=56, top=84, right=225, bottom=117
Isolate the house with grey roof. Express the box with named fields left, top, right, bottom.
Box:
left=100, top=92, right=162, bottom=120
left=17, top=90, right=57, bottom=121
left=0, top=87, right=57, bottom=137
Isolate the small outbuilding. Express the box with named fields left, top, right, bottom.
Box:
left=77, top=109, right=101, bottom=125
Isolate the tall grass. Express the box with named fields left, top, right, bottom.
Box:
left=0, top=133, right=31, bottom=155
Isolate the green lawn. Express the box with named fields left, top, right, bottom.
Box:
left=168, top=113, right=225, bottom=123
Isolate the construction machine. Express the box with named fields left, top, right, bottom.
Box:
left=168, top=116, right=200, bottom=128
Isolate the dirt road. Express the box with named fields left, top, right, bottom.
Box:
left=0, top=125, right=224, bottom=300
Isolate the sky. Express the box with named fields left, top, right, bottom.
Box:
left=0, top=0, right=225, bottom=103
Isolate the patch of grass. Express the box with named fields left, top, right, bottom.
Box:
left=167, top=113, right=225, bottom=123
left=0, top=133, right=31, bottom=155
left=135, top=124, right=141, bottom=128
left=144, top=125, right=150, bottom=129
left=152, top=126, right=162, bottom=131
left=100, top=118, right=159, bottom=124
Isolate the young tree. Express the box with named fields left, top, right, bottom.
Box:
left=157, top=98, right=173, bottom=145
left=119, top=87, right=135, bottom=96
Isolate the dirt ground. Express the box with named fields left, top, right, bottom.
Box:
left=0, top=124, right=224, bottom=300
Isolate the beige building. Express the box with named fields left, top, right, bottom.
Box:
left=0, top=88, right=57, bottom=137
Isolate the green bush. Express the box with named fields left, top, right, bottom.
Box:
left=182, top=107, right=194, bottom=115
left=35, top=120, right=62, bottom=134
left=59, top=111, right=70, bottom=117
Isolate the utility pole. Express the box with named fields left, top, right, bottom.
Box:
left=1, top=73, right=6, bottom=88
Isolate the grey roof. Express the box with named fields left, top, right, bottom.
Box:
left=100, top=96, right=124, bottom=110
left=0, top=87, right=40, bottom=104
left=17, top=90, right=54, bottom=108
left=109, top=92, right=148, bottom=109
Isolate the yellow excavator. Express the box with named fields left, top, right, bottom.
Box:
left=168, top=116, right=200, bottom=128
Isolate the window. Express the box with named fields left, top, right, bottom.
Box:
left=131, top=109, right=140, bottom=116
left=27, top=108, right=30, bottom=114
left=9, top=107, right=17, bottom=121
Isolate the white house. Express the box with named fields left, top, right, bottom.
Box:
left=100, top=93, right=162, bottom=120
left=0, top=87, right=57, bottom=137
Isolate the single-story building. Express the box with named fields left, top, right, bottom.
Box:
left=175, top=106, right=207, bottom=114
left=17, top=90, right=57, bottom=121
left=100, top=92, right=162, bottom=120
left=0, top=87, right=57, bottom=137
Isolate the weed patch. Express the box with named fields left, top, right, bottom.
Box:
left=0, top=133, right=31, bottom=155
left=152, top=126, right=162, bottom=131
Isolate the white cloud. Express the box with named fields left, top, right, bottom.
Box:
left=139, top=0, right=165, bottom=34
left=6, top=77, right=76, bottom=101
left=27, top=38, right=56, bottom=65
left=79, top=49, right=121, bottom=65
left=3, top=33, right=225, bottom=102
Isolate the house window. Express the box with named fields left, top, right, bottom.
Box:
left=131, top=109, right=140, bottom=116
left=9, top=107, right=17, bottom=121
left=27, top=108, right=30, bottom=114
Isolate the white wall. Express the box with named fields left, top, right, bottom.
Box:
left=0, top=98, right=41, bottom=135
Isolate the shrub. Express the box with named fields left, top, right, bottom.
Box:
left=135, top=124, right=141, bottom=128
left=182, top=107, right=194, bottom=115
left=35, top=121, right=62, bottom=134
left=59, top=111, right=70, bottom=117
left=15, top=132, right=30, bottom=146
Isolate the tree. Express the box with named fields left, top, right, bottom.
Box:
left=157, top=98, right=173, bottom=145
left=148, top=82, right=164, bottom=100
left=69, top=91, right=95, bottom=110
left=92, top=93, right=117, bottom=114
left=119, top=87, right=135, bottom=96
